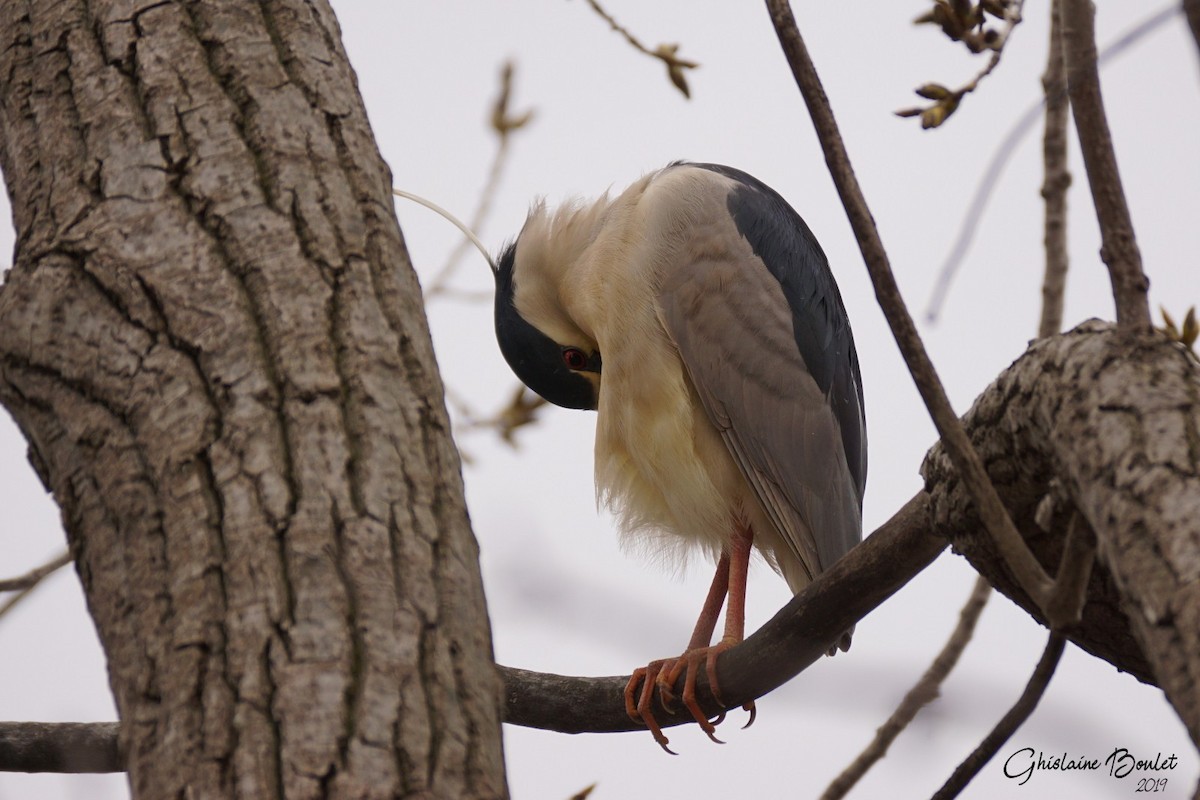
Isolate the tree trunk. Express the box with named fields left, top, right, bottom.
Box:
left=0, top=3, right=507, bottom=798
left=923, top=320, right=1200, bottom=745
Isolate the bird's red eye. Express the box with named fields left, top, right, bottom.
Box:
left=562, top=347, right=588, bottom=370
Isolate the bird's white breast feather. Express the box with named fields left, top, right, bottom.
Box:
left=513, top=167, right=808, bottom=581
left=590, top=170, right=784, bottom=572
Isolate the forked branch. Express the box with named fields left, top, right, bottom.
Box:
left=762, top=0, right=1088, bottom=629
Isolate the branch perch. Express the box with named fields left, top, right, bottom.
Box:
left=0, top=494, right=944, bottom=773
left=0, top=723, right=121, bottom=773
left=502, top=492, right=943, bottom=732
left=4, top=322, right=1193, bottom=771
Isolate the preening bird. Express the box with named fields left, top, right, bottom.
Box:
left=493, top=162, right=866, bottom=751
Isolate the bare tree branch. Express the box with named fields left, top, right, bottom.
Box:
left=0, top=549, right=71, bottom=621
left=1051, top=510, right=1097, bottom=614
left=1185, top=0, right=1200, bottom=68
left=0, top=549, right=70, bottom=593
left=1060, top=0, right=1152, bottom=331
left=500, top=492, right=944, bottom=733
left=823, top=11, right=1080, bottom=788
left=0, top=493, right=944, bottom=773
left=424, top=61, right=531, bottom=299
left=579, top=0, right=699, bottom=98
left=7, top=318, right=1194, bottom=769
left=1039, top=0, right=1071, bottom=340
left=762, top=0, right=1076, bottom=625
left=932, top=633, right=1067, bottom=799
left=923, top=321, right=1200, bottom=744
left=923, top=4, right=1177, bottom=324
left=567, top=783, right=597, bottom=800
left=922, top=99, right=1046, bottom=323
left=0, top=722, right=121, bottom=773
left=821, top=576, right=992, bottom=800
left=0, top=587, right=36, bottom=621
left=899, top=0, right=1027, bottom=129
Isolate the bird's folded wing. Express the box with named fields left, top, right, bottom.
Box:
left=657, top=255, right=861, bottom=585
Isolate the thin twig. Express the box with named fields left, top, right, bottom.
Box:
left=900, top=33, right=1083, bottom=790
left=931, top=632, right=1068, bottom=799
left=444, top=384, right=548, bottom=447
left=1185, top=0, right=1200, bottom=69
left=409, top=63, right=546, bottom=449
left=424, top=61, right=531, bottom=298
left=579, top=0, right=699, bottom=98
left=957, top=0, right=1027, bottom=96
left=923, top=4, right=1178, bottom=323
left=567, top=784, right=597, bottom=800
left=922, top=100, right=1046, bottom=323
left=1060, top=0, right=1152, bottom=331
left=900, top=1, right=1027, bottom=128
left=1039, top=0, right=1071, bottom=339
left=0, top=549, right=70, bottom=593
left=0, top=554, right=70, bottom=619
left=821, top=576, right=992, bottom=800
left=0, top=586, right=36, bottom=620
left=428, top=287, right=491, bottom=304
left=763, top=0, right=1066, bottom=622
left=1044, top=512, right=1096, bottom=627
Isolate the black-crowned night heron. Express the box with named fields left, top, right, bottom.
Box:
left=493, top=162, right=866, bottom=751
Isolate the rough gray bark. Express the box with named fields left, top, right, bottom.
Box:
left=0, top=2, right=507, bottom=799
left=923, top=320, right=1200, bottom=745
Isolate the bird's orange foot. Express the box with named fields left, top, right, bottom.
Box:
left=623, top=640, right=754, bottom=753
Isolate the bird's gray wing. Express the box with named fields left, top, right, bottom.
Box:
left=656, top=164, right=866, bottom=586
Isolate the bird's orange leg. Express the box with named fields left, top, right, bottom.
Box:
left=624, top=524, right=756, bottom=752
left=624, top=551, right=729, bottom=752
left=718, top=523, right=757, bottom=729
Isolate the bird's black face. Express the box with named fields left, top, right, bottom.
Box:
left=493, top=241, right=602, bottom=411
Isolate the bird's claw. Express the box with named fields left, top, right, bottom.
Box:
left=625, top=661, right=676, bottom=753
left=623, top=641, right=744, bottom=751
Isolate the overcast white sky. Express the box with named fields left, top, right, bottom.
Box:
left=2, top=2, right=1198, bottom=798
